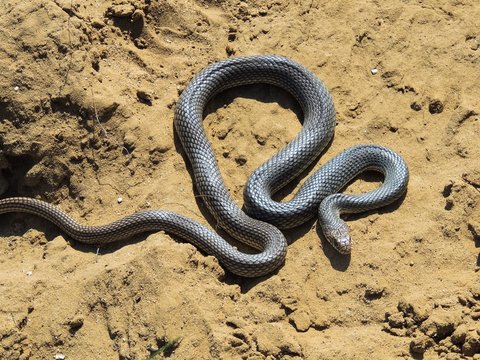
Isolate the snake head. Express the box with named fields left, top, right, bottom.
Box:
left=322, top=222, right=352, bottom=255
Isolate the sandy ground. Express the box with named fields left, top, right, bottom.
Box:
left=0, top=0, right=479, bottom=359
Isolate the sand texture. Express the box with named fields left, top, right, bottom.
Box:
left=0, top=0, right=479, bottom=359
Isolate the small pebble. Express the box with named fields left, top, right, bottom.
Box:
left=289, top=310, right=312, bottom=332
left=26, top=271, right=33, bottom=276
left=148, top=345, right=159, bottom=352
left=54, top=354, right=65, bottom=360
left=117, top=197, right=123, bottom=204
left=108, top=4, right=135, bottom=18
left=14, top=86, right=19, bottom=91
left=371, top=68, right=378, bottom=75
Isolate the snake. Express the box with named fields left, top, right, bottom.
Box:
left=0, top=55, right=409, bottom=277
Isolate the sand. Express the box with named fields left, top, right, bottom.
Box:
left=0, top=0, right=479, bottom=359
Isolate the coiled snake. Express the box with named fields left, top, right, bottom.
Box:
left=0, top=55, right=409, bottom=277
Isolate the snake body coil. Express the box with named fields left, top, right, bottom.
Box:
left=0, top=55, right=409, bottom=277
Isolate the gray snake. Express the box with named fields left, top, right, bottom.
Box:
left=0, top=55, right=409, bottom=277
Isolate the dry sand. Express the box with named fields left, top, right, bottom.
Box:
left=0, top=0, right=479, bottom=359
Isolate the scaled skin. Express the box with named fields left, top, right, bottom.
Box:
left=322, top=222, right=352, bottom=254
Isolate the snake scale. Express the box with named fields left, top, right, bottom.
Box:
left=0, top=55, right=409, bottom=277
